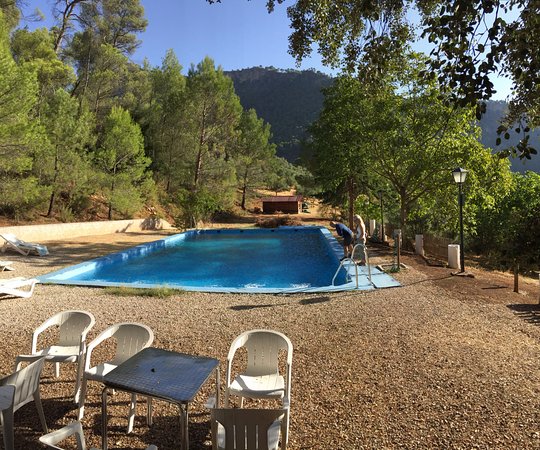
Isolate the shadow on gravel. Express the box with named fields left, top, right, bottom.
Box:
left=401, top=274, right=453, bottom=287
left=507, top=304, right=540, bottom=325
left=230, top=303, right=286, bottom=311
left=299, top=296, right=331, bottom=305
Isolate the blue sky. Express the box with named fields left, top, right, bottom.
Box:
left=21, top=0, right=511, bottom=100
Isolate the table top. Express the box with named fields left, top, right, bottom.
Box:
left=103, top=347, right=219, bottom=404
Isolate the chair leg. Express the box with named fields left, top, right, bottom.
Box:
left=1, top=408, right=14, bottom=450
left=54, top=362, right=60, bottom=378
left=77, top=377, right=88, bottom=420
left=127, top=393, right=136, bottom=433
left=33, top=391, right=48, bottom=433
left=146, top=396, right=153, bottom=426
left=73, top=356, right=84, bottom=403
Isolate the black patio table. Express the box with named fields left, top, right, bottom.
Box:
left=101, top=347, right=220, bottom=450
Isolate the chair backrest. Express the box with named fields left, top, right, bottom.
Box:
left=0, top=357, right=45, bottom=413
left=230, top=330, right=293, bottom=377
left=1, top=233, right=19, bottom=245
left=58, top=311, right=95, bottom=346
left=211, top=407, right=287, bottom=450
left=107, top=323, right=154, bottom=366
left=35, top=310, right=95, bottom=349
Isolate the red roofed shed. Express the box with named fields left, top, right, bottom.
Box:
left=261, top=195, right=303, bottom=214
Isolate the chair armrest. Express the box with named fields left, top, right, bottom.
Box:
left=84, top=327, right=116, bottom=372
left=225, top=357, right=234, bottom=388
left=286, top=361, right=292, bottom=399
left=14, top=354, right=45, bottom=371
left=31, top=316, right=62, bottom=353
left=39, top=421, right=84, bottom=448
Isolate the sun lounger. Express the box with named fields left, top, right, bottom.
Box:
left=0, top=277, right=38, bottom=298
left=0, top=261, right=14, bottom=271
left=0, top=233, right=49, bottom=256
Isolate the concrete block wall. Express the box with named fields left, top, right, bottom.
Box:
left=0, top=218, right=173, bottom=243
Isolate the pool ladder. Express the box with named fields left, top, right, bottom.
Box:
left=331, top=243, right=372, bottom=288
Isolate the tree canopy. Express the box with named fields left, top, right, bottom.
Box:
left=209, top=0, right=539, bottom=159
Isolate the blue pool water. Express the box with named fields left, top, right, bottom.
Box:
left=39, top=226, right=365, bottom=293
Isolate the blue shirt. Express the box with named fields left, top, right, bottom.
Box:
left=334, top=223, right=353, bottom=238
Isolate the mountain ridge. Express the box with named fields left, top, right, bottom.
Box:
left=226, top=67, right=540, bottom=173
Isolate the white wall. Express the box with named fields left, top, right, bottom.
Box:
left=0, top=218, right=173, bottom=243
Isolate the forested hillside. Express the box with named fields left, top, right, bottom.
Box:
left=226, top=67, right=333, bottom=162
left=228, top=67, right=540, bottom=173
left=0, top=5, right=299, bottom=225
left=480, top=101, right=540, bottom=173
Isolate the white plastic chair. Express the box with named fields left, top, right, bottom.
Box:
left=209, top=397, right=289, bottom=450
left=77, top=322, right=154, bottom=433
left=225, top=330, right=293, bottom=408
left=15, top=310, right=96, bottom=403
left=0, top=233, right=49, bottom=256
left=0, top=357, right=48, bottom=450
left=39, top=420, right=158, bottom=450
left=0, top=277, right=38, bottom=298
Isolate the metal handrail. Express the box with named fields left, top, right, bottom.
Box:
left=351, top=243, right=372, bottom=284
left=331, top=258, right=358, bottom=288
left=332, top=244, right=373, bottom=288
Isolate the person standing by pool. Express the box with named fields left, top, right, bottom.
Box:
left=353, top=214, right=367, bottom=265
left=353, top=214, right=367, bottom=245
left=330, top=221, right=354, bottom=260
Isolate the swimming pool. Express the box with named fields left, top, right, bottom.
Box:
left=39, top=226, right=398, bottom=293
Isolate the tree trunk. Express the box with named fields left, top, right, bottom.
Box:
left=53, top=0, right=85, bottom=53
left=47, top=151, right=60, bottom=217
left=514, top=262, right=519, bottom=293
left=240, top=169, right=249, bottom=210
left=166, top=136, right=173, bottom=193
left=399, top=187, right=408, bottom=240
left=47, top=191, right=56, bottom=217
left=193, top=105, right=207, bottom=189
left=94, top=85, right=101, bottom=116
left=347, top=177, right=356, bottom=229
left=108, top=170, right=116, bottom=220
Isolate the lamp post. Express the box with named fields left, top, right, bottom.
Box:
left=452, top=167, right=468, bottom=273
left=378, top=190, right=384, bottom=242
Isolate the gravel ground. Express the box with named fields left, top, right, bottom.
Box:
left=1, top=230, right=540, bottom=449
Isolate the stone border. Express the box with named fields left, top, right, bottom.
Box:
left=0, top=217, right=173, bottom=243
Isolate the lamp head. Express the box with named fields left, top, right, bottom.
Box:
left=452, top=167, right=468, bottom=184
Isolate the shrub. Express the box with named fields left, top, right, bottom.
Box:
left=255, top=215, right=302, bottom=228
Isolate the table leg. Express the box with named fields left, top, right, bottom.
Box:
left=178, top=403, right=189, bottom=450
left=102, top=387, right=109, bottom=450
left=215, top=367, right=220, bottom=407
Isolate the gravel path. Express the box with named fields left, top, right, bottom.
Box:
left=1, top=231, right=540, bottom=449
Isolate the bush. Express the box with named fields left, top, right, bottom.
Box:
left=57, top=204, right=75, bottom=223
left=255, top=215, right=302, bottom=228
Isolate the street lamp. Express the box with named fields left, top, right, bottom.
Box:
left=452, top=167, right=468, bottom=273
left=378, top=190, right=384, bottom=242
